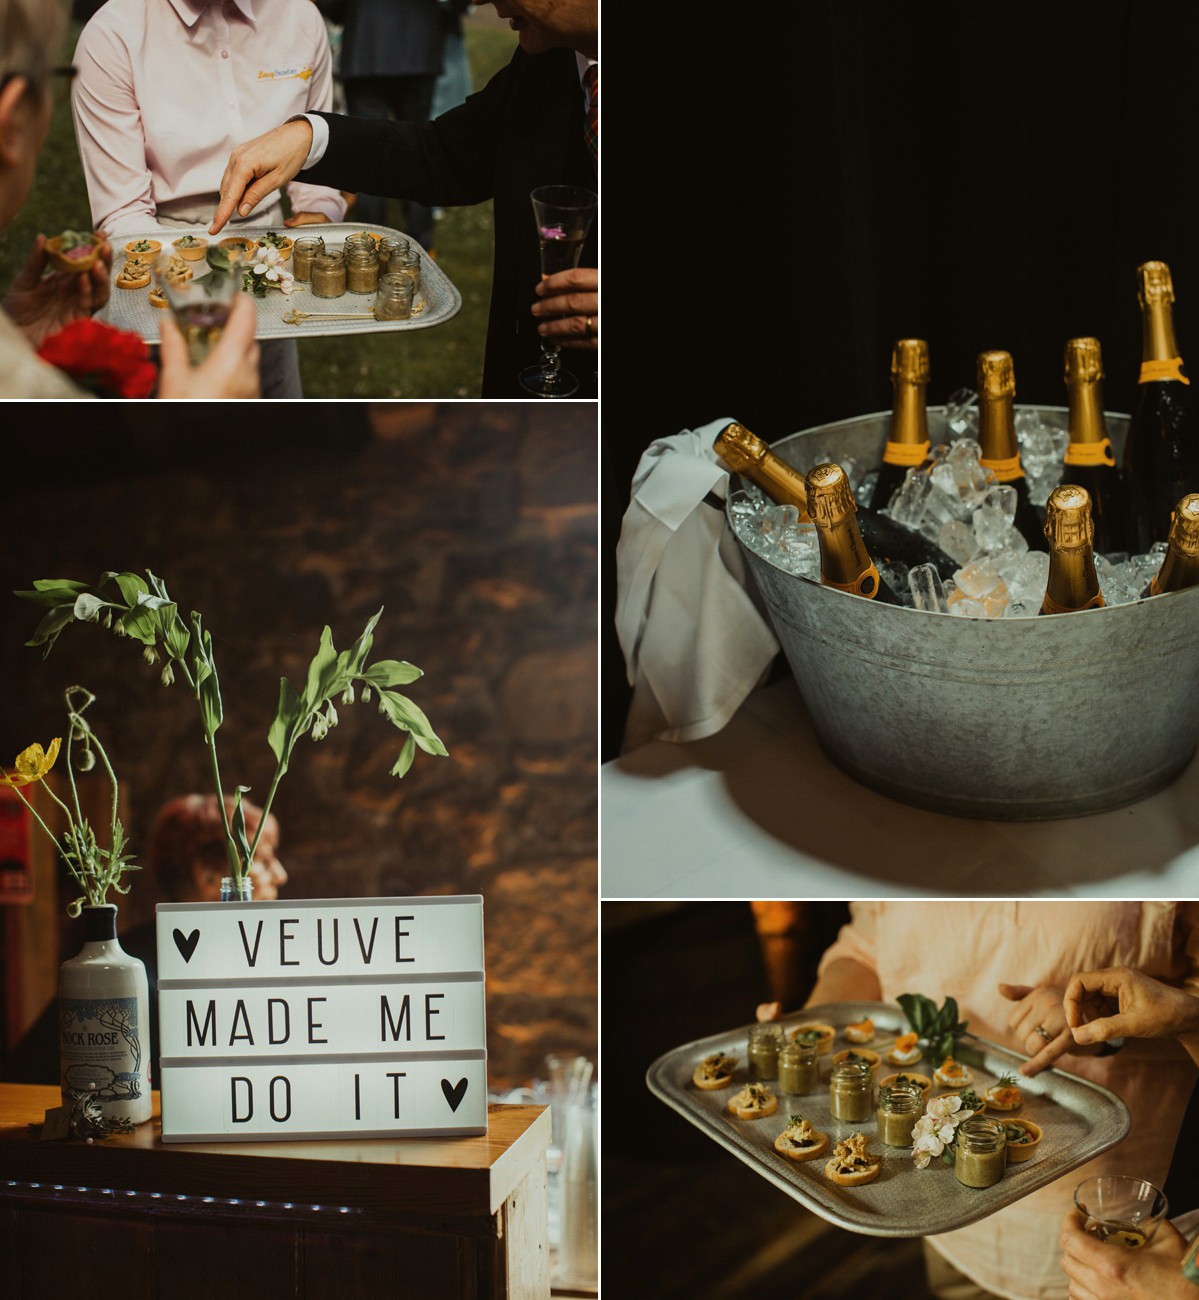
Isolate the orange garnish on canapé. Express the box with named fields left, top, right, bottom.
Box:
left=894, top=1032, right=919, bottom=1052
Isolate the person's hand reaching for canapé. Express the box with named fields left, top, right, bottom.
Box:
left=3, top=232, right=113, bottom=348
left=998, top=983, right=1105, bottom=1076
left=157, top=293, right=260, bottom=398
left=1064, top=966, right=1199, bottom=1057
left=210, top=119, right=315, bottom=235
left=284, top=211, right=332, bottom=228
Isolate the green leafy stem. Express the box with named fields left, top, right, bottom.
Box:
left=895, top=992, right=985, bottom=1069
left=16, top=571, right=447, bottom=889
left=12, top=686, right=139, bottom=915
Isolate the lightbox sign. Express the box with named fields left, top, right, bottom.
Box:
left=155, top=895, right=487, bottom=1142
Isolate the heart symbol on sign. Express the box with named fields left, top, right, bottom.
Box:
left=173, top=928, right=200, bottom=963
left=441, top=1077, right=468, bottom=1113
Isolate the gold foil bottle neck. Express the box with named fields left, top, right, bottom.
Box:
left=1138, top=261, right=1175, bottom=306
left=1044, top=484, right=1095, bottom=550
left=1169, top=494, right=1199, bottom=556
left=712, top=421, right=767, bottom=473
left=805, top=463, right=856, bottom=528
left=977, top=351, right=1015, bottom=400
left=1064, top=337, right=1104, bottom=385
left=891, top=339, right=929, bottom=385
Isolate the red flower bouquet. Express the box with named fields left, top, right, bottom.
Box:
left=37, top=319, right=157, bottom=398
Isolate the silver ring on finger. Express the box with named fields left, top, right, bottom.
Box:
left=1034, top=1025, right=1053, bottom=1042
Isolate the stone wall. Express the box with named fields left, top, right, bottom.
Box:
left=0, top=403, right=597, bottom=1088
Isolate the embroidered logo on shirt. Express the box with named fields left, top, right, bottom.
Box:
left=257, top=67, right=313, bottom=81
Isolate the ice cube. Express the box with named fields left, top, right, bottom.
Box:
left=887, top=468, right=935, bottom=530
left=944, top=388, right=979, bottom=435
left=938, top=519, right=980, bottom=565
left=856, top=470, right=879, bottom=506
left=983, top=584, right=1010, bottom=618
left=1101, top=551, right=1129, bottom=566
left=950, top=597, right=987, bottom=617
left=908, top=563, right=950, bottom=613
left=956, top=557, right=1003, bottom=599
left=764, top=504, right=800, bottom=532
left=1004, top=599, right=1035, bottom=617
left=1150, top=540, right=1170, bottom=557
left=983, top=484, right=1018, bottom=523
left=972, top=504, right=1012, bottom=552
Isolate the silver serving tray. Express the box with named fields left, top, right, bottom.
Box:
left=646, top=1000, right=1131, bottom=1237
left=95, top=222, right=461, bottom=342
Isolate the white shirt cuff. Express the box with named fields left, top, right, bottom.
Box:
left=296, top=113, right=329, bottom=170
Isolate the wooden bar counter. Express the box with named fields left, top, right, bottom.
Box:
left=0, top=1084, right=551, bottom=1298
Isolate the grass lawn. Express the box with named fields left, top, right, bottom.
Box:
left=0, top=18, right=517, bottom=399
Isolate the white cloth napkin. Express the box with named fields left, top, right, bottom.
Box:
left=615, top=418, right=780, bottom=751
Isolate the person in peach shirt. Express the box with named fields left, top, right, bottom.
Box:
left=69, top=0, right=347, bottom=397
left=787, top=902, right=1199, bottom=1300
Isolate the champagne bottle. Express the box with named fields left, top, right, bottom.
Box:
left=1040, top=484, right=1105, bottom=614
left=976, top=350, right=1044, bottom=550
left=1124, top=261, right=1199, bottom=553
left=713, top=422, right=957, bottom=579
left=1062, top=338, right=1128, bottom=555
left=806, top=462, right=902, bottom=604
left=869, top=339, right=931, bottom=511
left=1144, top=493, right=1199, bottom=595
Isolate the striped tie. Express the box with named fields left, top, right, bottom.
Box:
left=583, top=64, right=597, bottom=166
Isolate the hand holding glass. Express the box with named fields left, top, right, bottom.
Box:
left=519, top=185, right=598, bottom=398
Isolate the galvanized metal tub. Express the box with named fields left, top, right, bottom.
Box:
left=730, top=405, right=1199, bottom=820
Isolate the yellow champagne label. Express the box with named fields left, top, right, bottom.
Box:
left=882, top=439, right=931, bottom=467
left=823, top=564, right=883, bottom=599
left=1063, top=438, right=1116, bottom=467
left=1139, top=356, right=1190, bottom=384
left=1149, top=573, right=1163, bottom=596
left=1040, top=590, right=1105, bottom=615
left=979, top=453, right=1024, bottom=483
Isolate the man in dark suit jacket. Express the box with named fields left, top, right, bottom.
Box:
left=211, top=0, right=598, bottom=399
left=317, top=0, right=448, bottom=248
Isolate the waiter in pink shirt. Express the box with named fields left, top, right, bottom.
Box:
left=70, top=0, right=347, bottom=398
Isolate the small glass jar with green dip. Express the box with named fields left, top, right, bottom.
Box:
left=829, top=1059, right=873, bottom=1122
left=954, top=1116, right=1007, bottom=1189
left=777, top=1039, right=820, bottom=1095
left=747, top=1024, right=784, bottom=1081
left=876, top=1082, right=923, bottom=1146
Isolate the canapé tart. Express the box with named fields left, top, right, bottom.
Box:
left=774, top=1115, right=828, bottom=1162
left=825, top=1133, right=881, bottom=1186
left=692, top=1053, right=737, bottom=1091
left=727, top=1084, right=778, bottom=1120
left=116, top=264, right=151, bottom=290
left=256, top=231, right=294, bottom=261
left=932, top=1088, right=986, bottom=1117
left=219, top=236, right=256, bottom=256
left=845, top=1018, right=875, bottom=1044
left=172, top=234, right=208, bottom=261
left=124, top=238, right=161, bottom=257
left=984, top=1075, right=1023, bottom=1111
left=831, top=1048, right=880, bottom=1077
left=880, top=1071, right=931, bottom=1096
left=46, top=232, right=101, bottom=274
left=789, top=1022, right=836, bottom=1054
left=148, top=285, right=168, bottom=308
left=885, top=1033, right=924, bottom=1066
left=1001, top=1118, right=1042, bottom=1162
left=934, top=1057, right=973, bottom=1088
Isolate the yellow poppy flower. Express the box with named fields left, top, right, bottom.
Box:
left=0, top=738, right=62, bottom=788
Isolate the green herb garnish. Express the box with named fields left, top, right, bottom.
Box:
left=258, top=230, right=288, bottom=248
left=129, top=239, right=154, bottom=253
left=59, top=229, right=94, bottom=251
left=896, top=992, right=982, bottom=1068
left=175, top=235, right=202, bottom=248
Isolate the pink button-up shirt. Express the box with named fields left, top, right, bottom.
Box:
left=71, top=0, right=345, bottom=237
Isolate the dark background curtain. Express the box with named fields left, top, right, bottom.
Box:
left=604, top=0, right=1199, bottom=757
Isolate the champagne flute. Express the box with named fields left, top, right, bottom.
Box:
left=519, top=185, right=598, bottom=398
left=155, top=245, right=248, bottom=366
